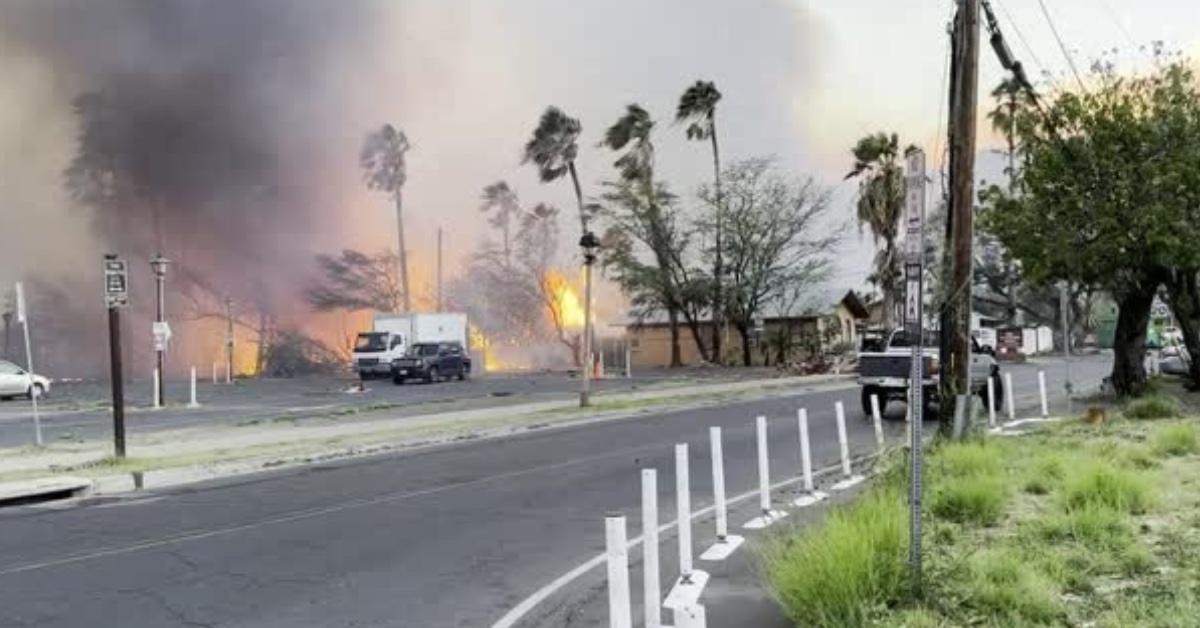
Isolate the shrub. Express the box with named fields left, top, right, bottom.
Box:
left=1123, top=394, right=1182, bottom=420
left=1062, top=463, right=1153, bottom=515
left=1152, top=424, right=1200, bottom=457
left=764, top=487, right=907, bottom=627
left=931, top=475, right=1007, bottom=525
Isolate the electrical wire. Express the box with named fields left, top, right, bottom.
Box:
left=1097, top=0, right=1139, bottom=53
left=993, top=0, right=1059, bottom=91
left=1033, top=0, right=1086, bottom=91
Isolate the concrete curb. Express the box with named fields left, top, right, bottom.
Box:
left=0, top=476, right=92, bottom=505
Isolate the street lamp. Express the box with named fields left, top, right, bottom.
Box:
left=150, top=253, right=171, bottom=405
left=579, top=231, right=600, bottom=407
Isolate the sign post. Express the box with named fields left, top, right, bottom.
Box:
left=14, top=282, right=41, bottom=446
left=104, top=255, right=129, bottom=458
left=904, top=149, right=927, bottom=592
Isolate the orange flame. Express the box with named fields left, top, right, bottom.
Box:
left=544, top=270, right=586, bottom=331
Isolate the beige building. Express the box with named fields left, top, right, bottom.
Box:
left=625, top=291, right=871, bottom=368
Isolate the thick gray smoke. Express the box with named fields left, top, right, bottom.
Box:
left=0, top=0, right=375, bottom=375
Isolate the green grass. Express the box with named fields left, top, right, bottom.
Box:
left=956, top=549, right=1062, bottom=624
left=930, top=475, right=1007, bottom=525
left=764, top=486, right=907, bottom=627
left=1123, top=394, right=1183, bottom=419
left=1061, top=463, right=1153, bottom=515
left=1152, top=423, right=1200, bottom=457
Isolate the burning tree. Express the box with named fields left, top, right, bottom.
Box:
left=360, top=124, right=413, bottom=312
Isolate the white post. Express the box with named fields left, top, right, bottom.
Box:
left=1004, top=371, right=1015, bottom=422
left=16, top=282, right=42, bottom=446
left=756, top=416, right=771, bottom=514
left=625, top=345, right=632, bottom=379
left=836, top=401, right=852, bottom=477
left=870, top=395, right=885, bottom=451
left=1038, top=370, right=1049, bottom=417
left=794, top=408, right=828, bottom=508
left=710, top=427, right=728, bottom=540
left=641, top=470, right=662, bottom=628
left=226, top=358, right=232, bottom=384
left=987, top=376, right=996, bottom=428
left=212, top=361, right=218, bottom=385
left=675, top=443, right=693, bottom=581
left=188, top=366, right=200, bottom=408
left=605, top=513, right=633, bottom=628
left=153, top=368, right=162, bottom=409
left=598, top=350, right=605, bottom=379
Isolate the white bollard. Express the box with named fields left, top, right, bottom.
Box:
left=870, top=395, right=885, bottom=451
left=675, top=444, right=693, bottom=581
left=1038, top=370, right=1049, bottom=418
left=831, top=401, right=865, bottom=490
left=188, top=366, right=200, bottom=408
left=744, top=416, right=787, bottom=529
left=701, top=427, right=744, bottom=561
left=226, top=360, right=232, bottom=384
left=1005, top=371, right=1015, bottom=422
left=794, top=409, right=828, bottom=507
left=605, top=513, right=633, bottom=628
left=987, top=376, right=996, bottom=428
left=625, top=347, right=632, bottom=379
left=212, top=362, right=218, bottom=385
left=641, top=470, right=662, bottom=628
left=153, top=368, right=162, bottom=409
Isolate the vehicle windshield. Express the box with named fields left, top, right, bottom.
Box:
left=890, top=330, right=939, bottom=348
left=354, top=333, right=388, bottom=352
left=411, top=344, right=440, bottom=357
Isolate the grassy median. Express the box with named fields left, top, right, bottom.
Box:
left=761, top=390, right=1200, bottom=627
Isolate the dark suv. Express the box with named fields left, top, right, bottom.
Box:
left=391, top=341, right=470, bottom=384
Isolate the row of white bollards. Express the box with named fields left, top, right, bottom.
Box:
left=150, top=366, right=204, bottom=409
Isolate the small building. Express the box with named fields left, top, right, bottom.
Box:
left=623, top=291, right=871, bottom=368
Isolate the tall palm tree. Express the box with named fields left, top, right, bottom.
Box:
left=360, top=124, right=412, bottom=311
left=846, top=132, right=906, bottom=329
left=676, top=80, right=725, bottom=363
left=523, top=106, right=595, bottom=405
left=602, top=104, right=684, bottom=366
left=480, top=181, right=521, bottom=267
left=987, top=77, right=1026, bottom=194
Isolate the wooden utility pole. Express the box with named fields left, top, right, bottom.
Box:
left=941, top=0, right=981, bottom=435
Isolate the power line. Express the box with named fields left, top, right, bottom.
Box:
left=1097, top=0, right=1139, bottom=52
left=1033, top=0, right=1086, bottom=90
left=993, top=0, right=1059, bottom=91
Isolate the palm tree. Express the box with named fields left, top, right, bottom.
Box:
left=360, top=124, right=412, bottom=311
left=523, top=106, right=595, bottom=405
left=845, top=132, right=907, bottom=329
left=602, top=104, right=684, bottom=366
left=986, top=78, right=1027, bottom=193
left=676, top=80, right=725, bottom=363
left=480, top=181, right=521, bottom=267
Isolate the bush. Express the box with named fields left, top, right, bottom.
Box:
left=1152, top=424, right=1200, bottom=457
left=1123, top=394, right=1182, bottom=420
left=931, top=475, right=1008, bottom=525
left=1062, top=463, right=1153, bottom=515
left=764, top=487, right=907, bottom=627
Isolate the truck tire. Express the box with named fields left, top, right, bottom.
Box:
left=979, top=373, right=1004, bottom=413
left=392, top=373, right=405, bottom=385
left=861, top=387, right=880, bottom=418
left=26, top=383, right=45, bottom=400
left=457, top=364, right=466, bottom=381
left=426, top=366, right=438, bottom=384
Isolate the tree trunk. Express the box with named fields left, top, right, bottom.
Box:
left=709, top=119, right=724, bottom=365
left=738, top=324, right=752, bottom=366
left=679, top=310, right=712, bottom=363
left=667, top=307, right=683, bottom=367
left=1165, top=268, right=1200, bottom=389
left=1111, top=277, right=1160, bottom=397
left=394, top=191, right=411, bottom=312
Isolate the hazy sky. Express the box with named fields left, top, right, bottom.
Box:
left=2, top=0, right=1198, bottom=309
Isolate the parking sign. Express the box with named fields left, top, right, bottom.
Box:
left=104, top=255, right=128, bottom=308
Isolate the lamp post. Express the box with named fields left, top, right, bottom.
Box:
left=579, top=231, right=600, bottom=407
left=150, top=253, right=170, bottom=405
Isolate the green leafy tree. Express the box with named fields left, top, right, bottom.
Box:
left=845, top=133, right=909, bottom=329
left=360, top=124, right=412, bottom=311
left=676, top=80, right=727, bottom=362
left=983, top=62, right=1200, bottom=395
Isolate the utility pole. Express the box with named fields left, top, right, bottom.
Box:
left=941, top=0, right=981, bottom=436
left=437, top=226, right=444, bottom=312
left=103, top=255, right=129, bottom=458
left=225, top=296, right=234, bottom=383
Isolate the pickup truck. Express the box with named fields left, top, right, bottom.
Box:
left=857, top=329, right=1002, bottom=418
left=391, top=341, right=471, bottom=384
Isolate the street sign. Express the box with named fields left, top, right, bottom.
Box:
left=152, top=321, right=172, bottom=352
left=104, top=255, right=129, bottom=308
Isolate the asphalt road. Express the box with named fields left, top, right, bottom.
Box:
left=0, top=367, right=777, bottom=448
left=0, top=356, right=1108, bottom=628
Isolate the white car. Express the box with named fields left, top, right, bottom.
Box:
left=0, top=360, right=50, bottom=400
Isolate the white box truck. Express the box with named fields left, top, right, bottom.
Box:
left=352, top=313, right=468, bottom=379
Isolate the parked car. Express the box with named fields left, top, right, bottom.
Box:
left=1160, top=345, right=1191, bottom=376
left=857, top=329, right=1001, bottom=418
left=0, top=360, right=50, bottom=400
left=391, top=341, right=470, bottom=384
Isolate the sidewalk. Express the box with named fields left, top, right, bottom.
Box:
left=0, top=372, right=855, bottom=497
